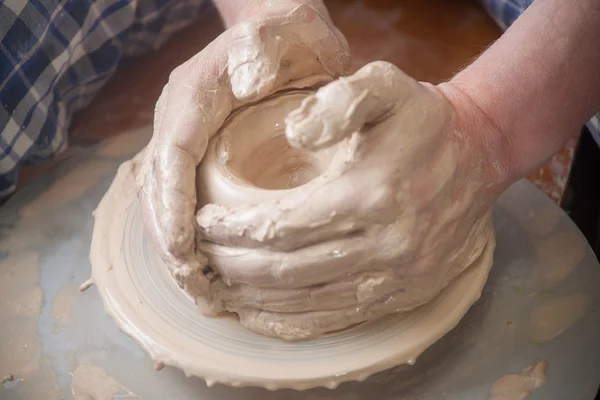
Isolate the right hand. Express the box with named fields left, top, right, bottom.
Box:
left=195, top=61, right=513, bottom=338
left=136, top=2, right=350, bottom=304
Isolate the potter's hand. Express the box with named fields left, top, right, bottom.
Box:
left=197, top=61, right=511, bottom=339
left=137, top=2, right=350, bottom=297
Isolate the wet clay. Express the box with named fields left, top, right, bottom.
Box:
left=79, top=279, right=95, bottom=292
left=186, top=62, right=499, bottom=340
left=193, top=84, right=496, bottom=340
left=489, top=360, right=547, bottom=400
left=89, top=143, right=495, bottom=389
left=90, top=59, right=496, bottom=384
left=71, top=364, right=137, bottom=400
left=530, top=294, right=591, bottom=342
left=195, top=90, right=346, bottom=208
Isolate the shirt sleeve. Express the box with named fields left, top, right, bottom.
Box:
left=478, top=0, right=533, bottom=31
left=479, top=0, right=600, bottom=145
left=0, top=0, right=207, bottom=198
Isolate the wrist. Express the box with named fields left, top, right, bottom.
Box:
left=437, top=80, right=520, bottom=195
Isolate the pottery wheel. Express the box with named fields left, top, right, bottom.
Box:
left=90, top=149, right=493, bottom=389
left=1, top=126, right=600, bottom=399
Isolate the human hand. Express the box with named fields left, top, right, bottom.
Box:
left=137, top=1, right=350, bottom=306
left=196, top=61, right=512, bottom=339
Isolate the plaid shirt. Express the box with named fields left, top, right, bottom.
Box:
left=0, top=0, right=598, bottom=197
left=0, top=0, right=207, bottom=197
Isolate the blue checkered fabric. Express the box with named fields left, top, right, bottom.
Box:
left=480, top=0, right=600, bottom=145
left=0, top=0, right=207, bottom=197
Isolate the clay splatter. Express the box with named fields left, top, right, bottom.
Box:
left=530, top=294, right=591, bottom=342
left=489, top=360, right=547, bottom=400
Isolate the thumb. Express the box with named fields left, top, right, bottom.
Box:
left=285, top=61, right=418, bottom=150
left=227, top=21, right=283, bottom=100
left=227, top=4, right=351, bottom=101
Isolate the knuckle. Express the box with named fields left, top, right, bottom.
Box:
left=289, top=3, right=317, bottom=22
left=362, top=60, right=397, bottom=78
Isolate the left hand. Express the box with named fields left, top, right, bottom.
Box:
left=137, top=0, right=350, bottom=306
left=195, top=61, right=508, bottom=339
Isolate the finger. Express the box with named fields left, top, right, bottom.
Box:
left=195, top=170, right=385, bottom=251
left=212, top=271, right=401, bottom=313
left=144, top=15, right=346, bottom=258
left=285, top=61, right=420, bottom=150
left=196, top=161, right=405, bottom=251
left=139, top=28, right=240, bottom=261
left=144, top=6, right=349, bottom=257
left=199, top=234, right=390, bottom=288
left=227, top=4, right=350, bottom=101
left=227, top=22, right=282, bottom=101
left=232, top=238, right=496, bottom=341
left=139, top=171, right=213, bottom=309
left=222, top=226, right=496, bottom=340
left=232, top=281, right=431, bottom=341
left=268, top=3, right=350, bottom=79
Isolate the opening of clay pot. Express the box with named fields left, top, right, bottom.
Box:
left=196, top=90, right=344, bottom=207
left=215, top=90, right=330, bottom=190
left=225, top=132, right=324, bottom=190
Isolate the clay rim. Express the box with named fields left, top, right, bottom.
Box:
left=195, top=89, right=347, bottom=208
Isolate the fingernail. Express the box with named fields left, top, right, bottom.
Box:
left=230, top=60, right=277, bottom=100
left=230, top=63, right=258, bottom=99
left=228, top=29, right=280, bottom=100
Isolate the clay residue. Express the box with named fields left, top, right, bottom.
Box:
left=5, top=357, right=62, bottom=399
left=79, top=278, right=95, bottom=292
left=532, top=231, right=586, bottom=289
left=0, top=253, right=40, bottom=301
left=20, top=160, right=114, bottom=217
left=489, top=360, right=547, bottom=400
left=0, top=286, right=43, bottom=319
left=0, top=253, right=42, bottom=379
left=530, top=294, right=591, bottom=342
left=52, top=284, right=82, bottom=330
left=0, top=253, right=62, bottom=398
left=523, top=207, right=560, bottom=236
left=71, top=364, right=137, bottom=400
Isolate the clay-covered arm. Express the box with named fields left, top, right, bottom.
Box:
left=212, top=0, right=333, bottom=28
left=442, top=0, right=600, bottom=185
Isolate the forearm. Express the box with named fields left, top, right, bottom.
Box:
left=212, top=0, right=331, bottom=27
left=445, top=0, right=600, bottom=182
